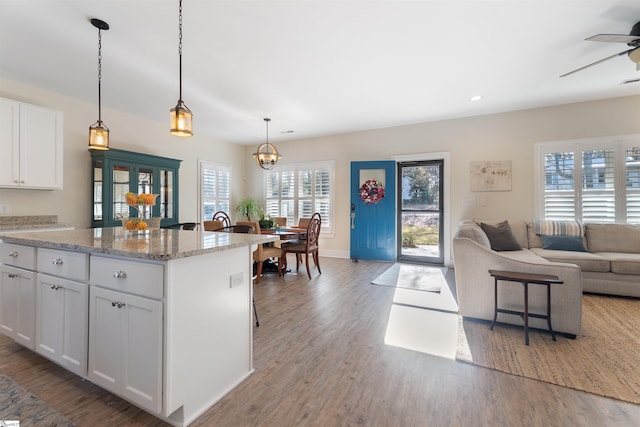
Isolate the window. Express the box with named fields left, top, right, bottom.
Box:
left=536, top=135, right=640, bottom=224
left=264, top=161, right=335, bottom=235
left=199, top=160, right=230, bottom=222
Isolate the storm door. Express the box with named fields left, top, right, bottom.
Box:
left=397, top=160, right=444, bottom=264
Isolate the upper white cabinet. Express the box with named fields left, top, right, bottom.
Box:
left=0, top=97, right=63, bottom=189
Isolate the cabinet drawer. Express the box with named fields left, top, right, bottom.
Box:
left=90, top=256, right=164, bottom=299
left=37, top=248, right=89, bottom=282
left=0, top=243, right=36, bottom=270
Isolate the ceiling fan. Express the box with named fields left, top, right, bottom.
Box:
left=560, top=21, right=640, bottom=77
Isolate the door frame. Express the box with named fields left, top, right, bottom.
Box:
left=391, top=152, right=451, bottom=266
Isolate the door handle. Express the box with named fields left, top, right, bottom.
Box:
left=350, top=212, right=355, bottom=229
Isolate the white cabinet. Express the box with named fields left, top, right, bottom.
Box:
left=0, top=97, right=63, bottom=189
left=0, top=264, right=36, bottom=349
left=88, top=285, right=162, bottom=414
left=0, top=242, right=37, bottom=349
left=35, top=274, right=88, bottom=376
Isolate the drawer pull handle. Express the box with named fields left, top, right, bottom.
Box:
left=52, top=258, right=64, bottom=265
left=113, top=270, right=127, bottom=279
left=50, top=284, right=63, bottom=290
left=111, top=301, right=126, bottom=308
left=8, top=273, right=17, bottom=279
left=8, top=251, right=18, bottom=257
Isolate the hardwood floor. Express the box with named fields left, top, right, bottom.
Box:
left=1, top=257, right=639, bottom=426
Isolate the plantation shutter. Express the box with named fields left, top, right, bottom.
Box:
left=544, top=152, right=575, bottom=220
left=200, top=162, right=231, bottom=222
left=581, top=149, right=615, bottom=223
left=626, top=146, right=640, bottom=224
left=263, top=161, right=335, bottom=235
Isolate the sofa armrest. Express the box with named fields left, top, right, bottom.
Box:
left=453, top=236, right=582, bottom=335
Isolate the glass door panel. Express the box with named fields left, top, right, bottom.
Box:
left=397, top=161, right=444, bottom=264
left=137, top=167, right=154, bottom=219
left=160, top=169, right=174, bottom=220
left=93, top=160, right=103, bottom=222
left=112, top=165, right=131, bottom=222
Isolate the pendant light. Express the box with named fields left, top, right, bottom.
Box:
left=170, top=0, right=193, bottom=137
left=88, top=18, right=110, bottom=150
left=252, top=118, right=282, bottom=170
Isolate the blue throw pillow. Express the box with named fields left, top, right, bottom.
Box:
left=540, top=235, right=587, bottom=252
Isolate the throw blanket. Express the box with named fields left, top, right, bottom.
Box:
left=534, top=219, right=583, bottom=236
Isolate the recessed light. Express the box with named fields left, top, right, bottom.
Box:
left=470, top=95, right=482, bottom=102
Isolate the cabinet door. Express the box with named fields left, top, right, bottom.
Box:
left=19, top=103, right=63, bottom=189
left=0, top=265, right=36, bottom=349
left=36, top=274, right=88, bottom=375
left=89, top=286, right=122, bottom=391
left=120, top=291, right=163, bottom=414
left=88, top=286, right=163, bottom=414
left=0, top=98, right=20, bottom=186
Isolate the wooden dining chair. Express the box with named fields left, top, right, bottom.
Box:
left=297, top=217, right=311, bottom=228
left=274, top=217, right=287, bottom=227
left=212, top=211, right=231, bottom=227
left=203, top=220, right=225, bottom=231
left=236, top=221, right=284, bottom=284
left=282, top=212, right=321, bottom=280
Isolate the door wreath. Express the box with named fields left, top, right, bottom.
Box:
left=360, top=179, right=385, bottom=204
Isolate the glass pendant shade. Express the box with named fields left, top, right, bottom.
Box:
left=170, top=101, right=193, bottom=137
left=89, top=121, right=109, bottom=150
left=253, top=143, right=282, bottom=170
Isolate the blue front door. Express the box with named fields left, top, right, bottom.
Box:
left=350, top=161, right=396, bottom=261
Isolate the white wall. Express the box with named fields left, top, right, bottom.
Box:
left=0, top=78, right=247, bottom=228
left=244, top=95, right=640, bottom=262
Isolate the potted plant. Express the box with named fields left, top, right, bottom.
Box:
left=259, top=214, right=276, bottom=230
left=236, top=197, right=260, bottom=221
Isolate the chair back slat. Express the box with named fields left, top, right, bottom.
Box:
left=212, top=211, right=231, bottom=227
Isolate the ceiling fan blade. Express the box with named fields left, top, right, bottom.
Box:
left=560, top=48, right=634, bottom=77
left=587, top=34, right=640, bottom=44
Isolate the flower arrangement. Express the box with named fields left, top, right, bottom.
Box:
left=360, top=179, right=385, bottom=204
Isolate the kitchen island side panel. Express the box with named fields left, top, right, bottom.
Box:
left=164, top=245, right=253, bottom=424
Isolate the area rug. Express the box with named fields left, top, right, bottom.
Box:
left=371, top=263, right=446, bottom=293
left=456, top=294, right=640, bottom=405
left=0, top=372, right=75, bottom=426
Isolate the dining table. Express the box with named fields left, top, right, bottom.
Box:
left=260, top=227, right=306, bottom=241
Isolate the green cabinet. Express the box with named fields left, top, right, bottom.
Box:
left=90, top=149, right=181, bottom=228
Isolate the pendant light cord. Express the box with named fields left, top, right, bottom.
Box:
left=178, top=0, right=183, bottom=102
left=97, top=27, right=103, bottom=123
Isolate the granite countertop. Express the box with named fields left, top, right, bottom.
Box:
left=1, top=228, right=278, bottom=261
left=0, top=215, right=72, bottom=232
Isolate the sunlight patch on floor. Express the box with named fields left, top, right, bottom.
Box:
left=384, top=304, right=459, bottom=359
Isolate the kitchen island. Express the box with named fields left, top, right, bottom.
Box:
left=0, top=227, right=277, bottom=426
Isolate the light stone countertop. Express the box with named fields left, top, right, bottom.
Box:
left=1, top=228, right=278, bottom=261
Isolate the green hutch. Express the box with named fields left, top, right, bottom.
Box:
left=90, top=148, right=181, bottom=228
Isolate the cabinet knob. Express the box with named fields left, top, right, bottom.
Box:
left=8, top=251, right=18, bottom=257
left=8, top=273, right=17, bottom=279
left=111, top=301, right=126, bottom=308
left=113, top=270, right=127, bottom=279
left=52, top=257, right=64, bottom=265
left=50, top=284, right=63, bottom=290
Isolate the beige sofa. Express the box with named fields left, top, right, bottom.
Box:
left=453, top=219, right=640, bottom=338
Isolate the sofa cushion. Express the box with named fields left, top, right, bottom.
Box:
left=480, top=221, right=521, bottom=251
left=594, top=253, right=640, bottom=275
left=530, top=248, right=611, bottom=272
left=540, top=235, right=587, bottom=252
left=586, top=223, right=640, bottom=254
left=474, top=219, right=528, bottom=249
left=533, top=219, right=583, bottom=236
left=456, top=221, right=491, bottom=248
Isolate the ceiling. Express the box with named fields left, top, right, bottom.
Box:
left=1, top=0, right=639, bottom=145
